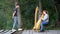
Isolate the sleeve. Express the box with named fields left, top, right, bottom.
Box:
left=42, top=14, right=48, bottom=21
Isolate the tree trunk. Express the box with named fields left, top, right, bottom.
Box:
left=38, top=0, right=42, bottom=19
left=14, top=0, right=22, bottom=28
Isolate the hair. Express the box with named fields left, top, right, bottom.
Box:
left=16, top=4, right=19, bottom=6
left=43, top=10, right=48, bottom=14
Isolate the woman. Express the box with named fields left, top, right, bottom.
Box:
left=40, top=10, right=49, bottom=32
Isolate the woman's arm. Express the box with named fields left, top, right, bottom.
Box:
left=12, top=11, right=16, bottom=19
left=42, top=14, right=48, bottom=21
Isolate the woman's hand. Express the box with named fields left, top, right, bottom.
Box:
left=41, top=18, right=43, bottom=20
left=41, top=18, right=43, bottom=21
left=12, top=16, right=14, bottom=19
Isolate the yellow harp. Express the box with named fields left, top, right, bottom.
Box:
left=33, top=6, right=44, bottom=31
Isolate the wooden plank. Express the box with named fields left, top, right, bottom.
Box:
left=13, top=31, right=22, bottom=34
left=4, top=30, right=12, bottom=34
left=22, top=30, right=29, bottom=34
left=22, top=30, right=60, bottom=34
left=46, top=30, right=58, bottom=34
left=0, top=30, right=4, bottom=33
left=32, top=30, right=43, bottom=34
left=22, top=30, right=26, bottom=34
left=29, top=30, right=33, bottom=34
left=4, top=30, right=9, bottom=33
left=0, top=30, right=23, bottom=34
left=0, top=30, right=4, bottom=34
left=2, top=30, right=59, bottom=34
left=57, top=30, right=60, bottom=34
left=0, top=32, right=4, bottom=34
left=4, top=30, right=11, bottom=34
left=25, top=30, right=30, bottom=34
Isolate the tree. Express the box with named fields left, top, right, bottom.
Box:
left=14, top=0, right=22, bottom=28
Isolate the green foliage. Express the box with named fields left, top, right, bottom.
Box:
left=20, top=0, right=58, bottom=29
left=0, top=0, right=14, bottom=29
left=0, top=0, right=59, bottom=30
left=20, top=0, right=39, bottom=29
left=42, top=0, right=58, bottom=29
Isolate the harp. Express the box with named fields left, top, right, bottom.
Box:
left=33, top=6, right=44, bottom=31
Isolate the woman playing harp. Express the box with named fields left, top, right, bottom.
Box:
left=40, top=10, right=49, bottom=32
